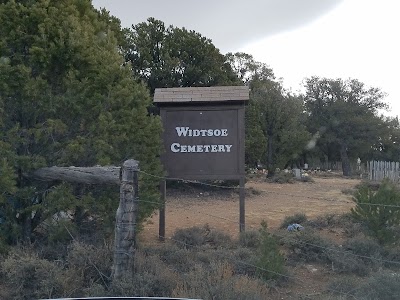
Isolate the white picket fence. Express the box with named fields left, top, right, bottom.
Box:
left=368, top=161, right=400, bottom=183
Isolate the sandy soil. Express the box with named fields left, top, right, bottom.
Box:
left=140, top=174, right=361, bottom=241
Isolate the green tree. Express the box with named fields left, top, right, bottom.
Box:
left=0, top=0, right=162, bottom=244
left=227, top=53, right=310, bottom=173
left=225, top=52, right=274, bottom=84
left=251, top=80, right=310, bottom=174
left=367, top=117, right=400, bottom=161
left=256, top=221, right=285, bottom=280
left=351, top=179, right=400, bottom=244
left=123, top=17, right=240, bottom=94
left=304, top=77, right=388, bottom=176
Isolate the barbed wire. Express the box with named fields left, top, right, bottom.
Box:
left=135, top=169, right=400, bottom=268
left=199, top=211, right=400, bottom=267
left=153, top=233, right=359, bottom=299
left=139, top=170, right=400, bottom=209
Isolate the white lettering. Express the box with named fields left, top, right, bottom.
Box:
left=193, top=129, right=200, bottom=137
left=214, top=129, right=221, bottom=136
left=170, top=143, right=234, bottom=153
left=187, top=145, right=196, bottom=152
left=171, top=143, right=180, bottom=152
left=175, top=127, right=189, bottom=137
left=176, top=127, right=229, bottom=137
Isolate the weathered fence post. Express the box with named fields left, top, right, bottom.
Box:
left=112, top=159, right=139, bottom=280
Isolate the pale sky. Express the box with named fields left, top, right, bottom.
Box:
left=93, top=0, right=399, bottom=118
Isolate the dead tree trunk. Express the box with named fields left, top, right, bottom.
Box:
left=112, top=159, right=139, bottom=280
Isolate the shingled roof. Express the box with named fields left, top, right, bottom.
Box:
left=153, top=86, right=249, bottom=103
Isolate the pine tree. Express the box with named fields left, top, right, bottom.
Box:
left=0, top=0, right=162, bottom=243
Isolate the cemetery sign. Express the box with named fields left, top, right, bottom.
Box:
left=154, top=86, right=249, bottom=180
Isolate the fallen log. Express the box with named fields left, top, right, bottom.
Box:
left=31, top=165, right=121, bottom=185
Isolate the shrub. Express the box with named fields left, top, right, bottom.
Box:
left=343, top=237, right=383, bottom=265
left=1, top=250, right=64, bottom=299
left=239, top=230, right=261, bottom=248
left=34, top=241, right=69, bottom=261
left=231, top=247, right=258, bottom=276
left=308, top=213, right=365, bottom=239
left=105, top=252, right=179, bottom=297
left=65, top=240, right=113, bottom=295
left=327, top=277, right=358, bottom=298
left=354, top=272, right=400, bottom=300
left=281, top=230, right=332, bottom=263
left=205, top=226, right=232, bottom=248
left=280, top=213, right=308, bottom=229
left=327, top=250, right=369, bottom=276
left=381, top=245, right=400, bottom=270
left=351, top=179, right=400, bottom=244
left=172, top=226, right=206, bottom=248
left=171, top=262, right=271, bottom=300
left=154, top=244, right=197, bottom=273
left=255, top=221, right=285, bottom=281
left=46, top=219, right=78, bottom=244
left=268, top=172, right=294, bottom=184
left=172, top=225, right=231, bottom=249
left=307, top=213, right=355, bottom=229
left=299, top=174, right=314, bottom=183
left=341, top=188, right=356, bottom=196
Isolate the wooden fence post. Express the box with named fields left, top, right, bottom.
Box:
left=112, top=159, right=139, bottom=280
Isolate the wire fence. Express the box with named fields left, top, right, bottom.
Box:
left=155, top=233, right=360, bottom=299
left=20, top=167, right=399, bottom=299
left=131, top=170, right=400, bottom=298
left=139, top=170, right=400, bottom=210
left=134, top=170, right=400, bottom=264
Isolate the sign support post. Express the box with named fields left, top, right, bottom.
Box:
left=239, top=176, right=245, bottom=232
left=159, top=179, right=166, bottom=241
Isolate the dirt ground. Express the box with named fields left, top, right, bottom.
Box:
left=140, top=173, right=361, bottom=241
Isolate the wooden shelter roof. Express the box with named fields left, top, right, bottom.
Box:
left=153, top=86, right=249, bottom=103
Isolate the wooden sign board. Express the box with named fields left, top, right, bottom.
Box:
left=154, top=86, right=249, bottom=180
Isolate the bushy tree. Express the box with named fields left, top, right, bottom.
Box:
left=351, top=180, right=400, bottom=244
left=304, top=77, right=388, bottom=176
left=227, top=53, right=310, bottom=173
left=123, top=17, right=240, bottom=94
left=367, top=117, right=400, bottom=161
left=225, top=52, right=274, bottom=84
left=256, top=221, right=285, bottom=280
left=0, top=0, right=162, bottom=244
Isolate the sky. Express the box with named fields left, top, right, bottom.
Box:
left=92, top=0, right=399, bottom=118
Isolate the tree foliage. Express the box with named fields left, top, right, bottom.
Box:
left=367, top=117, right=400, bottom=161
left=225, top=52, right=274, bottom=84
left=227, top=53, right=310, bottom=173
left=0, top=0, right=162, bottom=244
left=123, top=17, right=240, bottom=94
left=351, top=180, right=400, bottom=244
left=303, top=77, right=389, bottom=175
